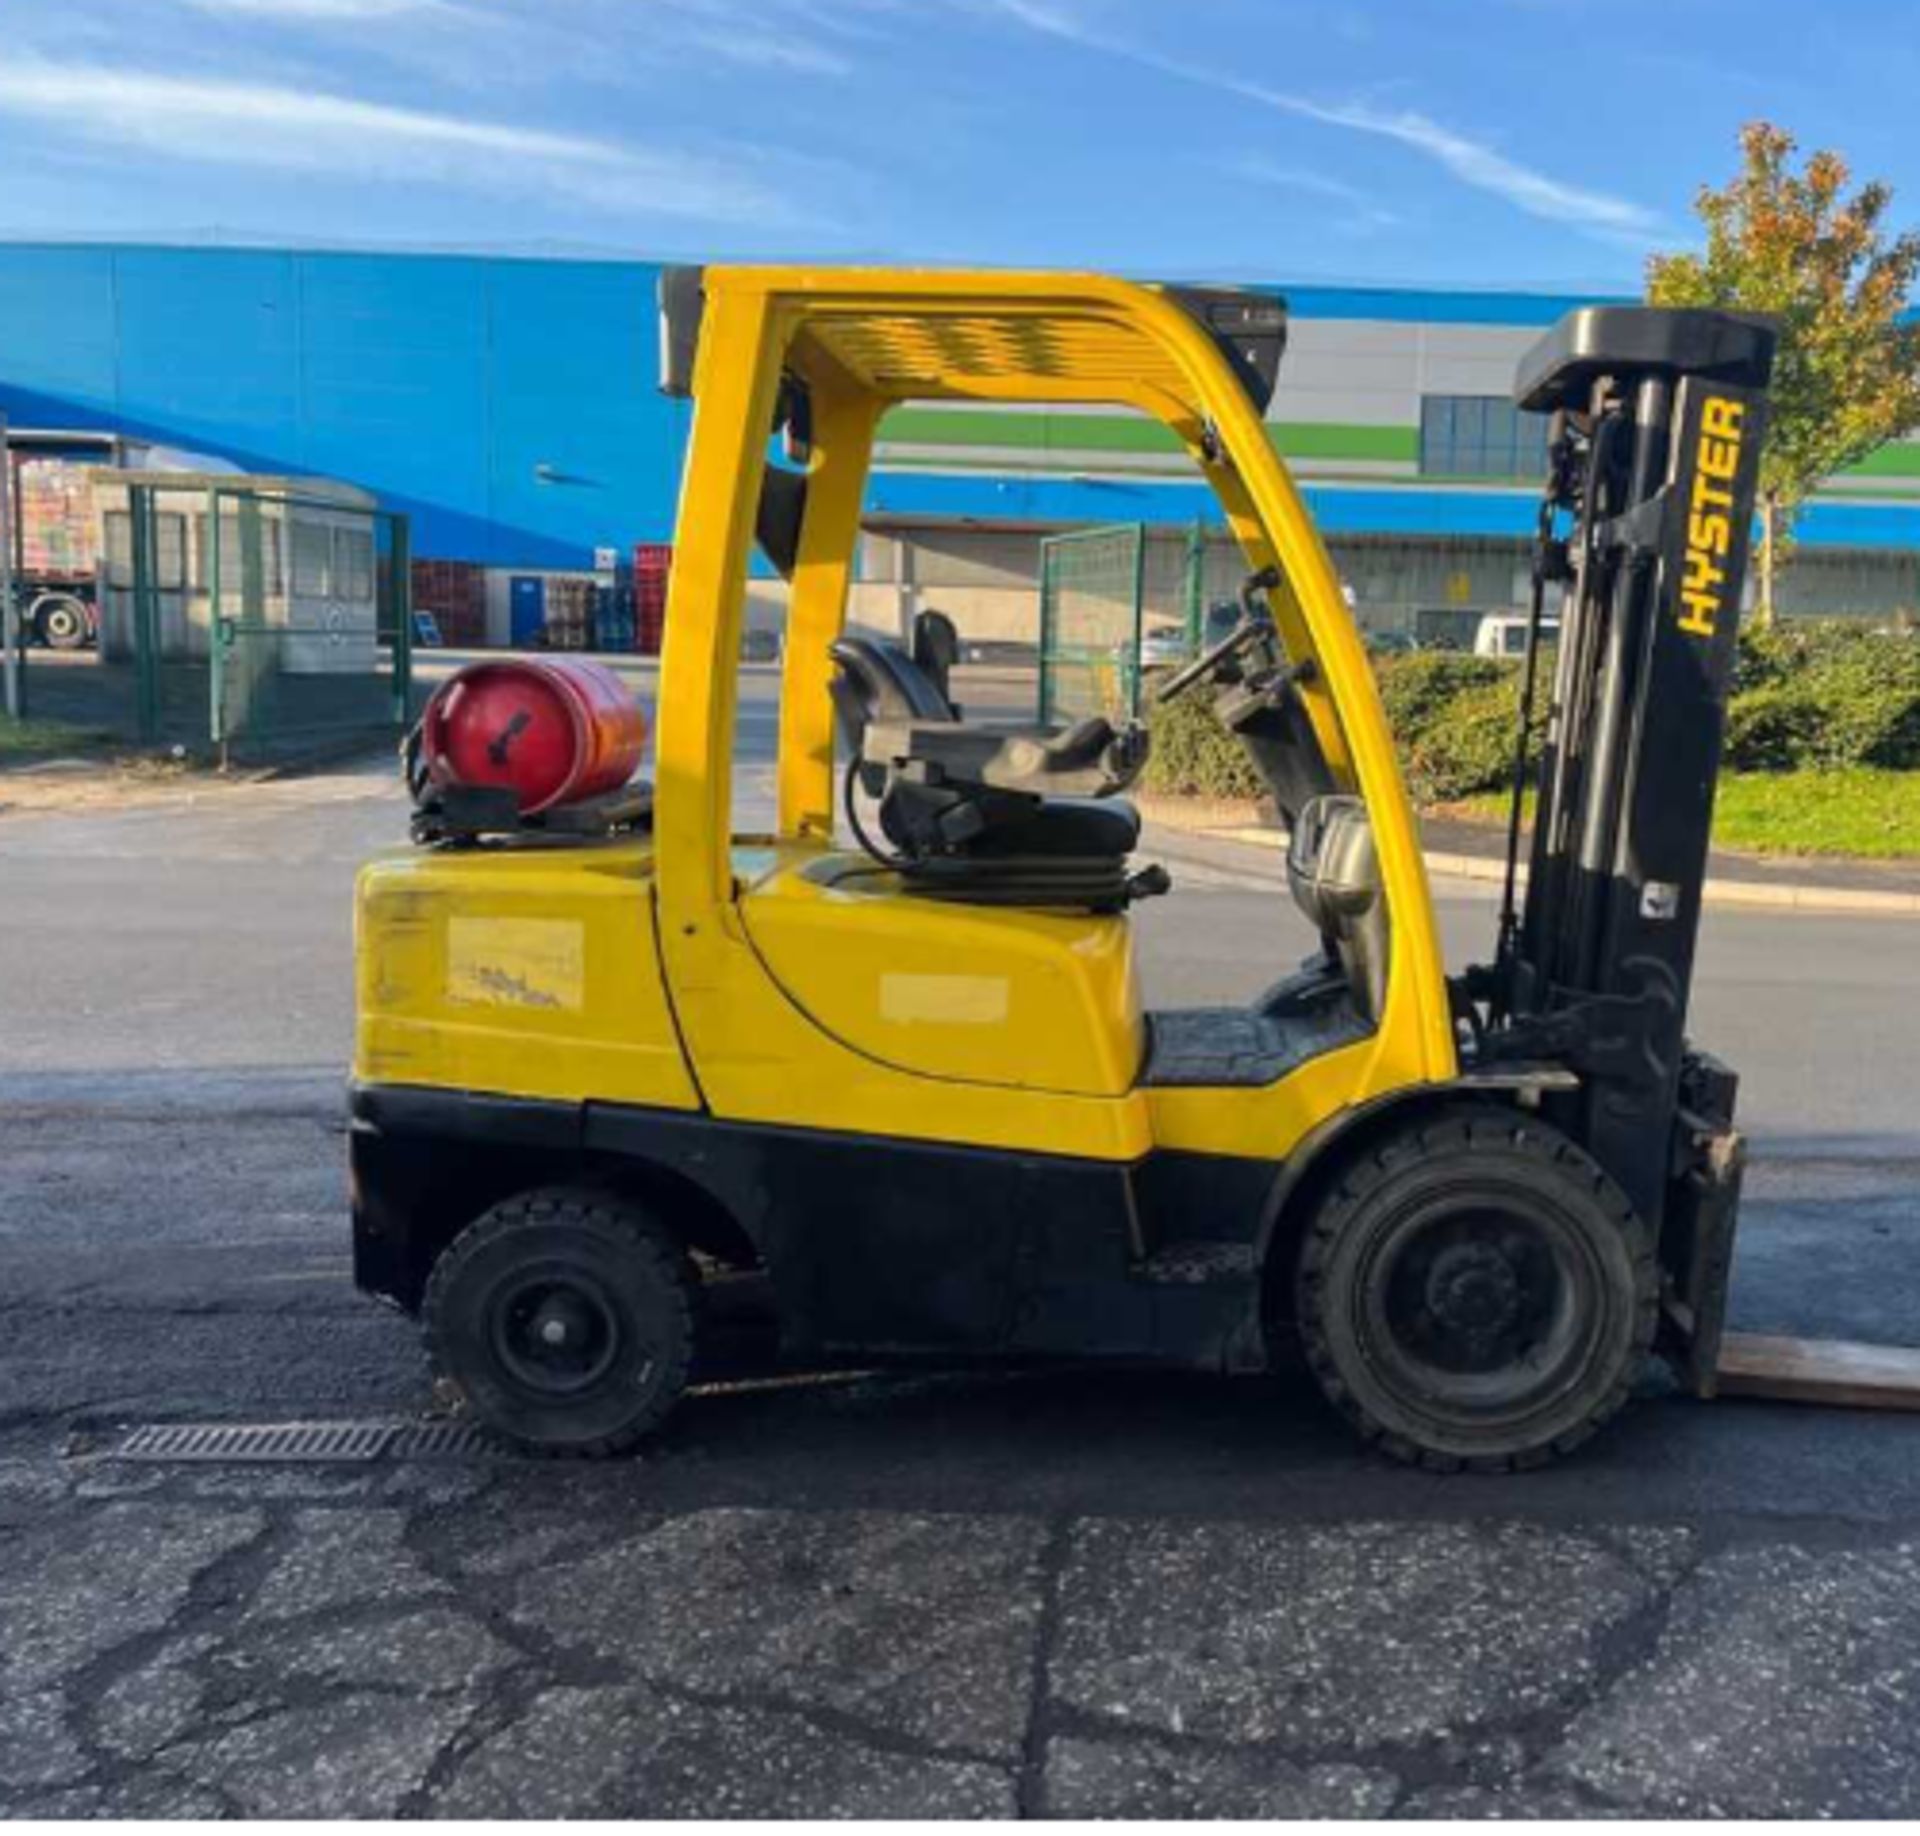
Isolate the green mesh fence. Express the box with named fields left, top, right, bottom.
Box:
left=203, top=485, right=413, bottom=763
left=1037, top=523, right=1145, bottom=726
left=97, top=481, right=413, bottom=758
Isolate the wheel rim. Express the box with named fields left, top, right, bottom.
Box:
left=1355, top=1192, right=1603, bottom=1423
left=485, top=1263, right=626, bottom=1398
left=42, top=602, right=84, bottom=646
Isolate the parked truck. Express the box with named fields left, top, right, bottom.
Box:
left=6, top=432, right=123, bottom=650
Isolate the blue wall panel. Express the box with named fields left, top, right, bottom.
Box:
left=113, top=249, right=302, bottom=455
left=1795, top=499, right=1920, bottom=548
left=1281, top=284, right=1627, bottom=326
left=484, top=258, right=684, bottom=566
left=0, top=243, right=688, bottom=565
left=0, top=243, right=1909, bottom=562
left=293, top=253, right=495, bottom=555
left=0, top=246, right=120, bottom=422
left=863, top=469, right=1552, bottom=537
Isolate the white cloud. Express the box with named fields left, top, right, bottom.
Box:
left=444, top=0, right=870, bottom=80
left=983, top=0, right=1659, bottom=240
left=1227, top=155, right=1402, bottom=236
left=0, top=58, right=788, bottom=222
left=984, top=0, right=1082, bottom=30
left=177, top=0, right=456, bottom=15
left=669, top=24, right=853, bottom=77
left=1230, top=157, right=1376, bottom=210
left=1258, top=91, right=1656, bottom=235
left=38, top=0, right=890, bottom=94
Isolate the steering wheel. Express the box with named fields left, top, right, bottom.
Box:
left=1155, top=566, right=1283, bottom=705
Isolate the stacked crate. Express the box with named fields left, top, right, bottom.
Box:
left=594, top=582, right=636, bottom=652
left=633, top=542, right=672, bottom=655
left=410, top=559, right=487, bottom=647
left=14, top=456, right=97, bottom=575
left=544, top=576, right=596, bottom=651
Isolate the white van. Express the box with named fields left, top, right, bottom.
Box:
left=1474, top=610, right=1559, bottom=659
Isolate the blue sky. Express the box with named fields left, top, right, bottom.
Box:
left=0, top=0, right=1914, bottom=289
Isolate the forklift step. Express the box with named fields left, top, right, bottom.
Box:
left=1715, top=1332, right=1920, bottom=1412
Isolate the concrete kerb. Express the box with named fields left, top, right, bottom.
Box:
left=1136, top=800, right=1920, bottom=918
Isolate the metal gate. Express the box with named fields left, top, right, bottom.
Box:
left=1037, top=523, right=1145, bottom=726
left=6, top=468, right=412, bottom=759
left=98, top=482, right=413, bottom=756
left=204, top=485, right=412, bottom=760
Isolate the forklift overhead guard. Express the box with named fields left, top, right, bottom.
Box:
left=656, top=265, right=1290, bottom=416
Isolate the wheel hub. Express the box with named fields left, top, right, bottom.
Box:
left=1426, top=1242, right=1522, bottom=1341
left=1374, top=1204, right=1580, bottom=1385
left=493, top=1275, right=620, bottom=1396
left=532, top=1294, right=590, bottom=1349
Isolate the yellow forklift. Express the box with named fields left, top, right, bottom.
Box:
left=353, top=268, right=1774, bottom=1470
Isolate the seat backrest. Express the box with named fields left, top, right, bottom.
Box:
left=830, top=636, right=955, bottom=723
left=829, top=635, right=959, bottom=796
left=912, top=608, right=962, bottom=709
left=1286, top=795, right=1388, bottom=1023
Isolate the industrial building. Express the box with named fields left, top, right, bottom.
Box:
left=2, top=242, right=1916, bottom=651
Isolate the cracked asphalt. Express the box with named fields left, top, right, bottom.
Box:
left=13, top=1448, right=1920, bottom=1817
left=7, top=681, right=1920, bottom=1817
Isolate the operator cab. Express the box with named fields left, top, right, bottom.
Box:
left=678, top=267, right=1428, bottom=1128
left=820, top=556, right=1387, bottom=1090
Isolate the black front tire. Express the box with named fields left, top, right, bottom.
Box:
left=34, top=596, right=91, bottom=651
left=1295, top=1109, right=1656, bottom=1472
left=423, top=1188, right=695, bottom=1457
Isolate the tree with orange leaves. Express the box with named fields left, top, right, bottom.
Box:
left=1648, top=123, right=1920, bottom=624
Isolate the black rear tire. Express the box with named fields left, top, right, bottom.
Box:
left=34, top=595, right=91, bottom=651
left=1295, top=1109, right=1656, bottom=1472
left=423, top=1188, right=694, bottom=1457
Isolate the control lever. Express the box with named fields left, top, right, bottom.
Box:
left=1155, top=565, right=1285, bottom=704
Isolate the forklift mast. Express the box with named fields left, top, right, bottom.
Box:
left=1494, top=308, right=1775, bottom=1240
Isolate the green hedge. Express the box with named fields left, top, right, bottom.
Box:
left=1723, top=624, right=1920, bottom=771
left=1374, top=652, right=1545, bottom=804
left=1140, top=690, right=1269, bottom=800
left=1143, top=650, right=1544, bottom=805
left=1142, top=623, right=1920, bottom=803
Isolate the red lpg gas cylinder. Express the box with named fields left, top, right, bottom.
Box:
left=420, top=658, right=647, bottom=814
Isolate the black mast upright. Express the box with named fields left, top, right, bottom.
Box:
left=1501, top=307, right=1775, bottom=1230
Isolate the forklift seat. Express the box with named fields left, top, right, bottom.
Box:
left=829, top=635, right=1149, bottom=802
left=830, top=629, right=1156, bottom=905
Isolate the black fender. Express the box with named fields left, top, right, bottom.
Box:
left=349, top=1085, right=761, bottom=1311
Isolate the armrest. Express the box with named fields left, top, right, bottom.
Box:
left=865, top=715, right=1149, bottom=798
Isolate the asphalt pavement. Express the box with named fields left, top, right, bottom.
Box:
left=5, top=677, right=1920, bottom=1816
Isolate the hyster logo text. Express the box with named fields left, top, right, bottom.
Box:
left=1679, top=396, right=1746, bottom=639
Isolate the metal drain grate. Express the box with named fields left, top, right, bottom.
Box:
left=111, top=1418, right=520, bottom=1465
left=386, top=1421, right=498, bottom=1460
left=115, top=1420, right=399, bottom=1464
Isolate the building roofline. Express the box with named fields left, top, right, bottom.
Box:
left=0, top=235, right=1646, bottom=325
